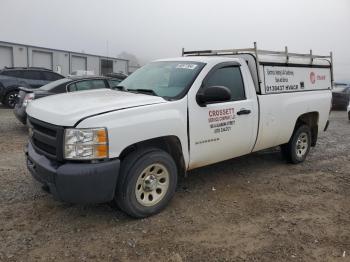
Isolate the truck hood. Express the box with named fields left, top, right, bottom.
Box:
left=26, top=89, right=166, bottom=126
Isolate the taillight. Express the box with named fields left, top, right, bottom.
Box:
left=23, top=93, right=35, bottom=107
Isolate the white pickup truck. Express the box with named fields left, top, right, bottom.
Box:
left=25, top=44, right=332, bottom=217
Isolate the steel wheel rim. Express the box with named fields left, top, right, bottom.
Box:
left=296, top=132, right=308, bottom=158
left=135, top=163, right=170, bottom=207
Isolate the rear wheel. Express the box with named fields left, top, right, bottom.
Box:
left=281, top=124, right=311, bottom=164
left=4, top=91, right=18, bottom=108
left=115, top=148, right=178, bottom=218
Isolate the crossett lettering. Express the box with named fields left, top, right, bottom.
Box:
left=208, top=108, right=234, bottom=117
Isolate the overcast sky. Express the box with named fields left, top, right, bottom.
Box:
left=1, top=0, right=349, bottom=81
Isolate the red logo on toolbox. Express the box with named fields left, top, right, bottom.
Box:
left=310, top=72, right=316, bottom=84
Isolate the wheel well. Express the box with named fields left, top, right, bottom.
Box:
left=119, top=136, right=186, bottom=176
left=5, top=86, right=20, bottom=96
left=295, top=112, right=319, bottom=146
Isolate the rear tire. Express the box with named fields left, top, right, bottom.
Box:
left=281, top=124, right=311, bottom=164
left=4, top=91, right=18, bottom=108
left=115, top=148, right=178, bottom=218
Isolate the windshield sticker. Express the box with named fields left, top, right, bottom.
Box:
left=176, top=64, right=198, bottom=70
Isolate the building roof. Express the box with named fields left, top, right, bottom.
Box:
left=0, top=40, right=129, bottom=62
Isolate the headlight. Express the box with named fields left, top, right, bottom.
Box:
left=23, top=93, right=35, bottom=107
left=64, top=128, right=108, bottom=160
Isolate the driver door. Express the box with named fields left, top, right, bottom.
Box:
left=188, top=63, right=258, bottom=169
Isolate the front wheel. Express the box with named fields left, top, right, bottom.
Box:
left=4, top=91, right=18, bottom=108
left=281, top=125, right=311, bottom=164
left=115, top=148, right=178, bottom=218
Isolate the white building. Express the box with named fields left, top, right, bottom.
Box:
left=0, top=41, right=129, bottom=76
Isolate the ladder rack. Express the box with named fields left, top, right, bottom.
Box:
left=182, top=42, right=332, bottom=61
left=182, top=42, right=334, bottom=88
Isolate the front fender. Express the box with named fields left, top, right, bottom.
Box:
left=76, top=99, right=189, bottom=166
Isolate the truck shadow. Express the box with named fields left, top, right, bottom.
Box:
left=178, top=148, right=284, bottom=190
left=52, top=148, right=284, bottom=221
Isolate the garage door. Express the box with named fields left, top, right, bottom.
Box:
left=114, top=60, right=127, bottom=74
left=32, top=50, right=53, bottom=69
left=101, top=59, right=113, bottom=75
left=71, top=55, right=87, bottom=72
left=0, top=46, right=13, bottom=69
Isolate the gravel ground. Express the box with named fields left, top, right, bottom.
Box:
left=0, top=105, right=349, bottom=262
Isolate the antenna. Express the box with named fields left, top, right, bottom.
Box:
left=106, top=40, right=109, bottom=59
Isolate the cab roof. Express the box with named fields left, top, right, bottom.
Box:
left=156, top=56, right=241, bottom=64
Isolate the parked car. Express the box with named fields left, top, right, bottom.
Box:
left=0, top=67, right=64, bottom=108
left=14, top=76, right=122, bottom=124
left=332, top=85, right=350, bottom=110
left=105, top=72, right=128, bottom=81
left=69, top=70, right=95, bottom=77
left=25, top=45, right=332, bottom=218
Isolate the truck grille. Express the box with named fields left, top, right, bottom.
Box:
left=28, top=117, right=64, bottom=161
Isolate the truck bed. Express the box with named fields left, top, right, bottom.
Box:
left=253, top=90, right=331, bottom=152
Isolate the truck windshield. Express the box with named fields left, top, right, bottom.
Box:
left=118, top=61, right=205, bottom=99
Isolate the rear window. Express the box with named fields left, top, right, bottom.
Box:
left=0, top=69, right=62, bottom=81
left=107, top=79, right=121, bottom=89
left=1, top=70, right=21, bottom=77
left=68, top=79, right=107, bottom=92
left=21, top=70, right=43, bottom=80
left=39, top=78, right=71, bottom=91
left=43, top=72, right=63, bottom=81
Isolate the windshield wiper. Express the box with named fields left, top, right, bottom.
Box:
left=128, top=88, right=158, bottom=96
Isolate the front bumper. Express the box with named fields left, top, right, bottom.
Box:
left=25, top=142, right=120, bottom=204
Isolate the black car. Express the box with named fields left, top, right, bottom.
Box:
left=14, top=76, right=123, bottom=124
left=0, top=67, right=64, bottom=108
left=332, top=86, right=350, bottom=110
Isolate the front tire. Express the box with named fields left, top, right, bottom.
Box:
left=115, top=148, right=178, bottom=218
left=281, top=124, right=311, bottom=164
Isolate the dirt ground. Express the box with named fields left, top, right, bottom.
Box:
left=0, top=105, right=349, bottom=262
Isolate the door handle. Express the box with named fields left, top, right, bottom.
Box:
left=237, top=109, right=251, bottom=115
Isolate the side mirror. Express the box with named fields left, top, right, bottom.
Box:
left=196, top=86, right=231, bottom=107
